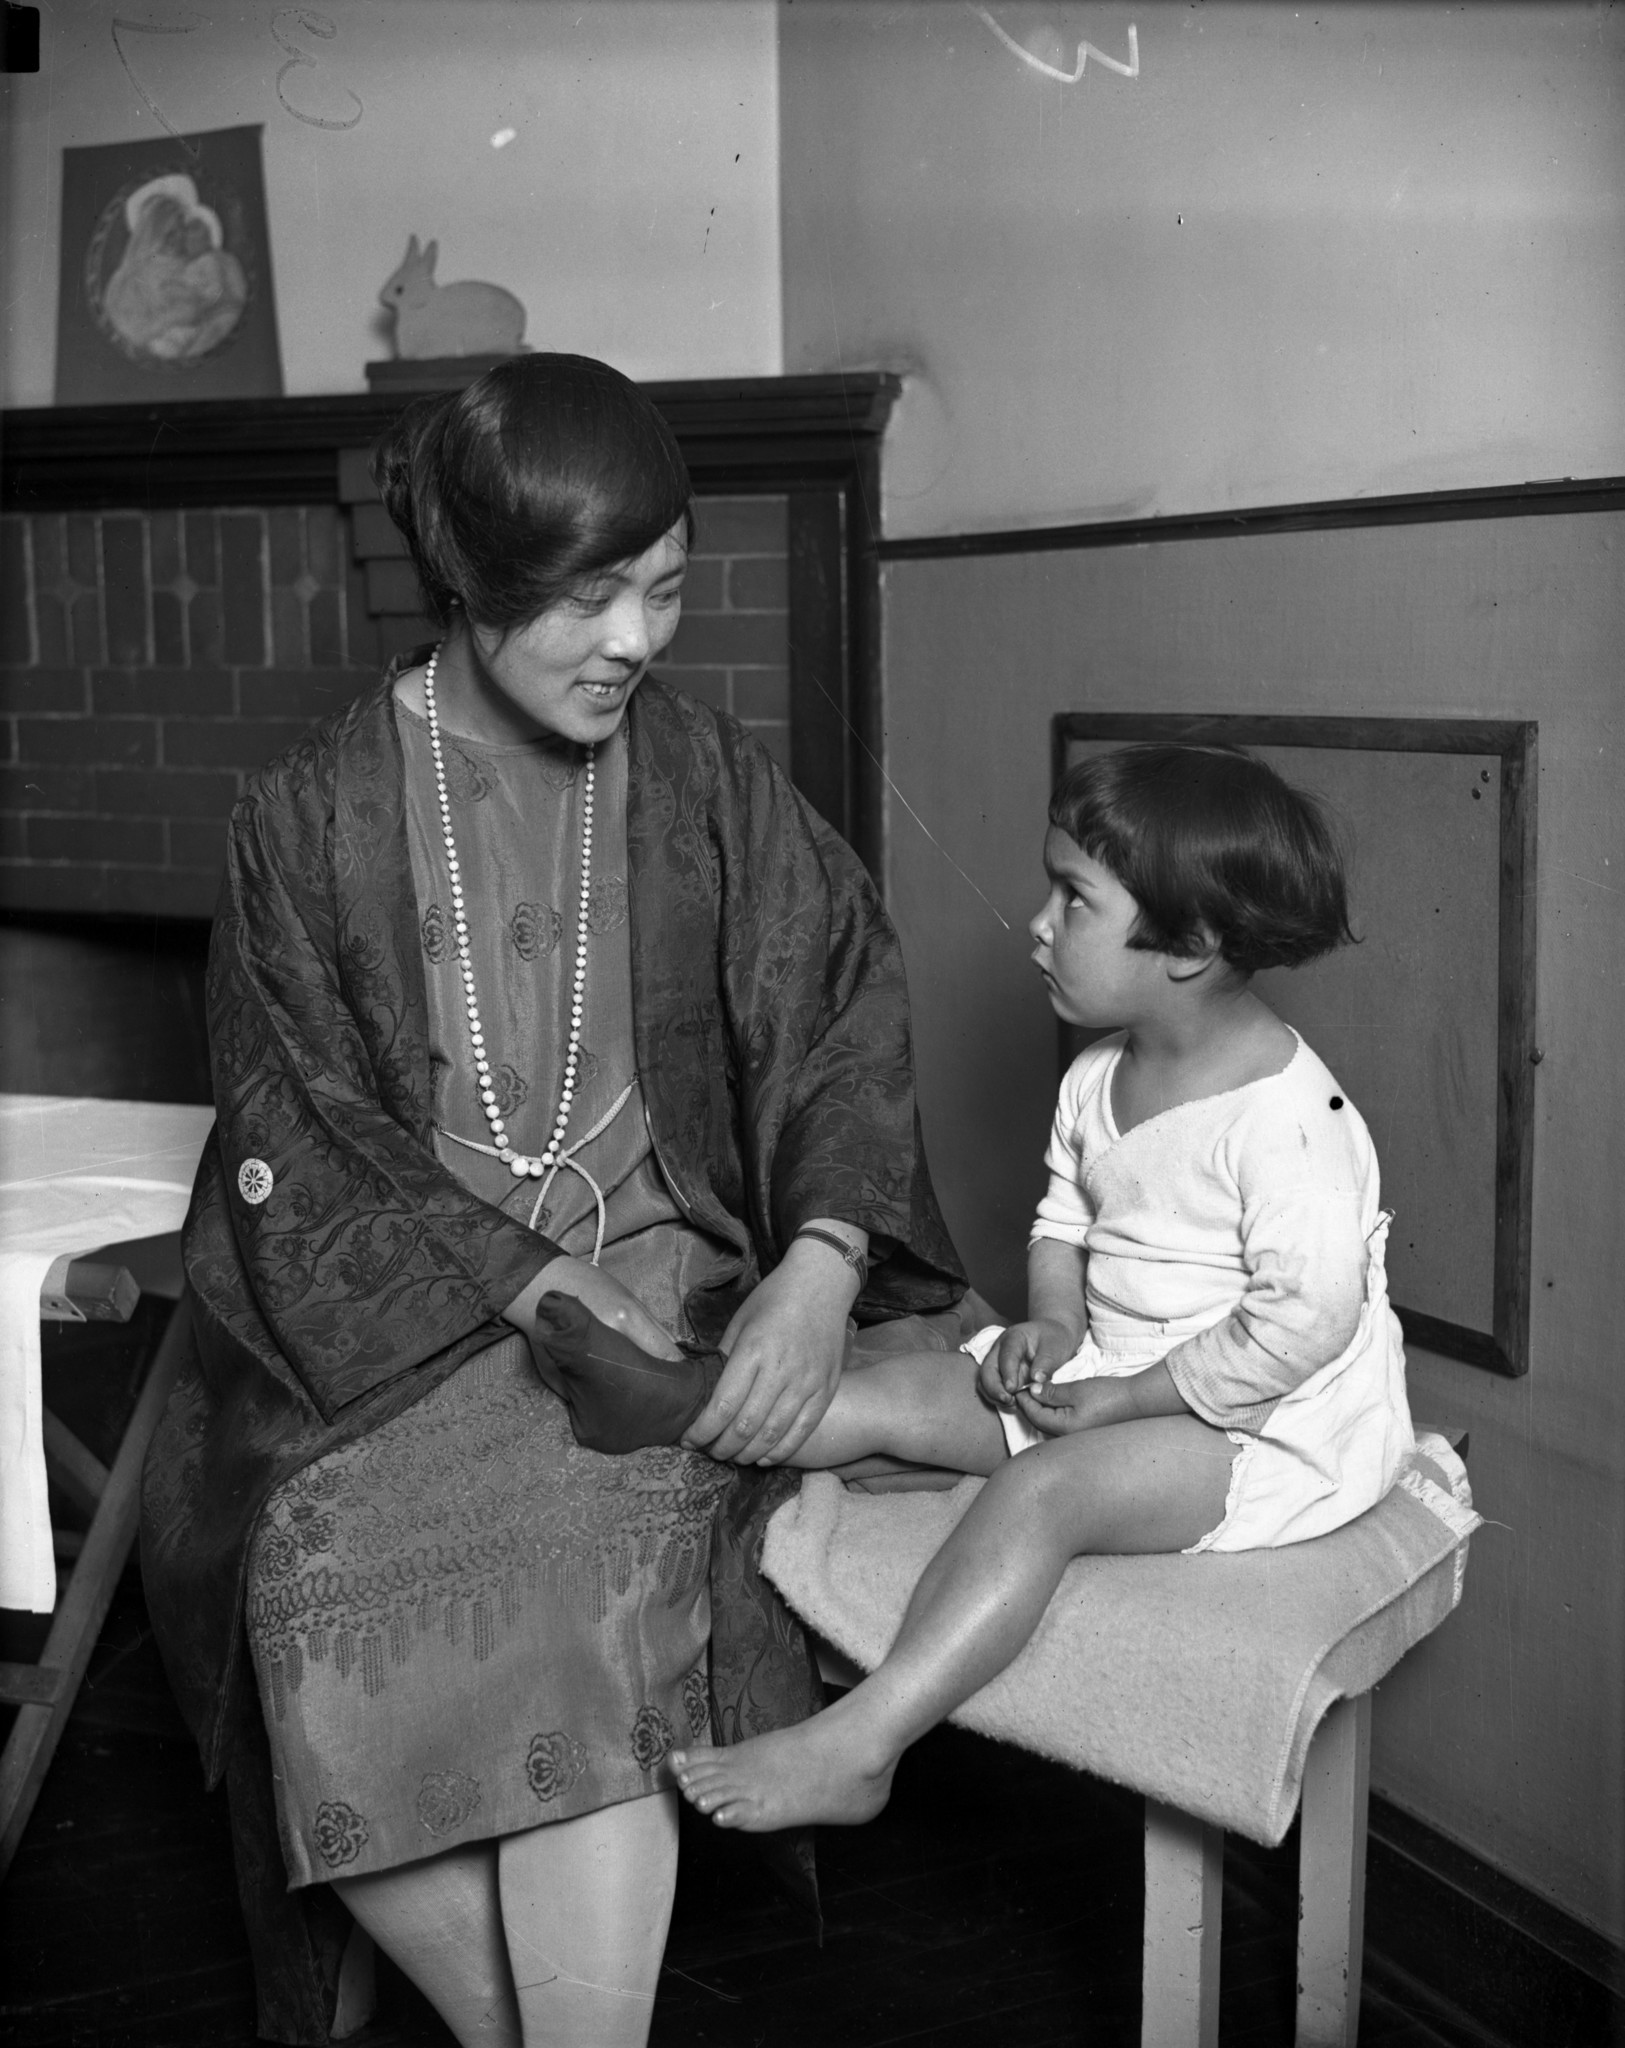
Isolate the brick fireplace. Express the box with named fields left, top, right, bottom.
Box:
left=1, top=493, right=790, bottom=920
left=0, top=375, right=895, bottom=925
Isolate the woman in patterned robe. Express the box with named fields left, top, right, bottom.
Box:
left=140, top=355, right=967, bottom=2046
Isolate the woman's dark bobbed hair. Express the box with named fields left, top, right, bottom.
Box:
left=1049, top=744, right=1354, bottom=973
left=371, top=353, right=695, bottom=631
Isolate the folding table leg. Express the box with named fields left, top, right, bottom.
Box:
left=0, top=1299, right=191, bottom=1877
left=1142, top=1800, right=1223, bottom=2048
left=1296, top=1692, right=1371, bottom=2047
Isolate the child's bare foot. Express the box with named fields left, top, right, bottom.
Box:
left=670, top=1710, right=898, bottom=1832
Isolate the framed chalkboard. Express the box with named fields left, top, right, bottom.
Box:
left=1052, top=714, right=1538, bottom=1377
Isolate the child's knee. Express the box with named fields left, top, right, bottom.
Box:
left=984, top=1430, right=1115, bottom=1532
left=983, top=1435, right=1072, bottom=1509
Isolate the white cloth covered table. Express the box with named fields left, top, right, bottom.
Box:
left=0, top=1095, right=214, bottom=1611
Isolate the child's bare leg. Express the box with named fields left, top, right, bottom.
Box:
left=672, top=1416, right=1236, bottom=1831
left=786, top=1351, right=1007, bottom=1475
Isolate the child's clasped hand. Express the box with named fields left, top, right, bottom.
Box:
left=979, top=1317, right=1081, bottom=1410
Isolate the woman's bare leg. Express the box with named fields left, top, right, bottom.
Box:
left=788, top=1350, right=1008, bottom=1474
left=673, top=1417, right=1237, bottom=1833
left=335, top=1843, right=521, bottom=2047
left=498, top=1793, right=678, bottom=2047
left=333, top=1795, right=678, bottom=2047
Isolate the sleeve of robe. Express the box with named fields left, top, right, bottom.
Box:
left=200, top=729, right=561, bottom=1425
left=700, top=705, right=965, bottom=1313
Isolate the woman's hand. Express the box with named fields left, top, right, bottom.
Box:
left=505, top=1255, right=682, bottom=1360
left=979, top=1318, right=1080, bottom=1410
left=683, top=1230, right=864, bottom=1465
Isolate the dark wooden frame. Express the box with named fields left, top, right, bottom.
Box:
left=0, top=374, right=899, bottom=875
left=1052, top=711, right=1539, bottom=1377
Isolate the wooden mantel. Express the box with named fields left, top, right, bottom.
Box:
left=0, top=374, right=902, bottom=513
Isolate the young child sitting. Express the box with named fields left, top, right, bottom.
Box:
left=534, top=743, right=1415, bottom=1834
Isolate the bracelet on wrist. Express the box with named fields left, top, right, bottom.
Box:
left=792, top=1224, right=869, bottom=1283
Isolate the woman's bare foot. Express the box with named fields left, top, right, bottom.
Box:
left=670, top=1707, right=898, bottom=1832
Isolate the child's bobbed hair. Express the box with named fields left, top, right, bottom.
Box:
left=1049, top=744, right=1354, bottom=972
left=371, top=353, right=695, bottom=631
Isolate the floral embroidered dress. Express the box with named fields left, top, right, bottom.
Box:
left=140, top=671, right=967, bottom=2041
left=246, top=713, right=741, bottom=1885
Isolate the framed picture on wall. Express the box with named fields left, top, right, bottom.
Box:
left=54, top=123, right=283, bottom=405
left=1053, top=712, right=1538, bottom=1378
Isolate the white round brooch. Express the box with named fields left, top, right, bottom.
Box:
left=237, top=1158, right=274, bottom=1205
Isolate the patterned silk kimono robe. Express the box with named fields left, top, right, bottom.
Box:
left=140, top=673, right=965, bottom=2041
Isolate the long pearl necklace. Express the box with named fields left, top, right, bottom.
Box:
left=422, top=644, right=594, bottom=1180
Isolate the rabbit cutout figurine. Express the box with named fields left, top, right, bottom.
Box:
left=379, top=236, right=526, bottom=359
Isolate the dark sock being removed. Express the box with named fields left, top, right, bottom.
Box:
left=531, top=1292, right=725, bottom=1455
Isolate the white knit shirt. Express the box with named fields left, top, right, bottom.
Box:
left=1025, top=1029, right=1414, bottom=1548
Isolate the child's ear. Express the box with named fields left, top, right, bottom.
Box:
left=1166, top=928, right=1224, bottom=982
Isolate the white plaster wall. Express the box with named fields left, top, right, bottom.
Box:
left=1, top=0, right=781, bottom=405
left=780, top=1, right=1625, bottom=539
left=878, top=518, right=1625, bottom=1940
left=778, top=0, right=1625, bottom=1943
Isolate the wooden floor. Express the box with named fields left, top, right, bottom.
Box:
left=5, top=1323, right=1616, bottom=2048
left=0, top=1557, right=1552, bottom=2048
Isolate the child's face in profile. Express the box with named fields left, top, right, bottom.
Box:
left=1030, top=830, right=1161, bottom=1027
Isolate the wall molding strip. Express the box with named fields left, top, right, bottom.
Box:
left=876, top=475, right=1625, bottom=561
left=1367, top=1797, right=1625, bottom=2002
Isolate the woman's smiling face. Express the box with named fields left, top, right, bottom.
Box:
left=468, top=520, right=688, bottom=745
left=1029, top=828, right=1165, bottom=1027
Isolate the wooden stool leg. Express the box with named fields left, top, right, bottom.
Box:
left=0, top=1300, right=190, bottom=1878
left=1296, top=1692, right=1371, bottom=2047
left=1142, top=1800, right=1223, bottom=2048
